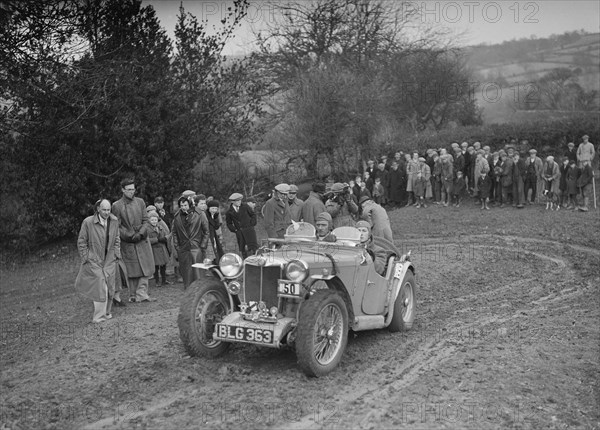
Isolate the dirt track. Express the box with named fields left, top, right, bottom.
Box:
left=1, top=207, right=599, bottom=429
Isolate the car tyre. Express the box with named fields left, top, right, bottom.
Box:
left=178, top=278, right=231, bottom=357
left=296, top=290, right=348, bottom=377
left=389, top=271, right=416, bottom=332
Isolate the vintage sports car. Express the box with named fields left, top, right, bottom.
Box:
left=178, top=222, right=416, bottom=377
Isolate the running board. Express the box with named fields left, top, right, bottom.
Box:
left=353, top=315, right=386, bottom=331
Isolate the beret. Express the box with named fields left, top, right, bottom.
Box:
left=316, top=212, right=332, bottom=223
left=359, top=195, right=371, bottom=205
left=207, top=200, right=220, bottom=208
left=289, top=184, right=298, bottom=193
left=331, top=182, right=345, bottom=193
left=274, top=183, right=290, bottom=193
left=355, top=220, right=371, bottom=231
left=146, top=205, right=157, bottom=212
left=229, top=193, right=243, bottom=201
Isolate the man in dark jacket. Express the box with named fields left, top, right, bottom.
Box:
left=300, top=182, right=327, bottom=227
left=388, top=161, right=406, bottom=208
left=225, top=193, right=258, bottom=258
left=512, top=152, right=527, bottom=208
left=171, top=196, right=209, bottom=289
left=500, top=151, right=514, bottom=208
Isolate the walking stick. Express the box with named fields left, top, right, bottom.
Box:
left=593, top=173, right=597, bottom=209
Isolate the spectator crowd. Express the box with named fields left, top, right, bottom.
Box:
left=74, top=135, right=596, bottom=323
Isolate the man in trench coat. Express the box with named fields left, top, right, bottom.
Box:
left=111, top=178, right=156, bottom=302
left=75, top=199, right=121, bottom=323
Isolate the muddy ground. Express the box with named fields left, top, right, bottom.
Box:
left=1, top=203, right=599, bottom=429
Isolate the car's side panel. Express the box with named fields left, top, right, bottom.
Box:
left=361, top=264, right=388, bottom=315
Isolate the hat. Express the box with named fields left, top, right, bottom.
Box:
left=356, top=220, right=371, bottom=231
left=378, top=163, right=385, bottom=168
left=312, top=182, right=326, bottom=194
left=289, top=184, right=298, bottom=193
left=181, top=190, right=195, bottom=198
left=499, top=150, right=507, bottom=156
left=229, top=193, right=243, bottom=201
left=367, top=159, right=375, bottom=164
left=451, top=142, right=459, bottom=148
left=567, top=142, right=574, bottom=147
left=274, top=183, right=290, bottom=193
left=418, top=157, right=426, bottom=162
left=207, top=200, right=220, bottom=208
left=316, top=212, right=332, bottom=228
left=582, top=135, right=589, bottom=139
left=359, top=196, right=371, bottom=205
left=154, top=196, right=164, bottom=203
left=147, top=211, right=159, bottom=219
left=330, top=182, right=345, bottom=193
left=529, top=149, right=537, bottom=154
left=146, top=205, right=157, bottom=212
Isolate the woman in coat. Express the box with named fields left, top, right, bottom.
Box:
left=75, top=199, right=121, bottom=323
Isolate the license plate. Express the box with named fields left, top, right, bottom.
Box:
left=215, top=324, right=274, bottom=344
left=278, top=281, right=301, bottom=296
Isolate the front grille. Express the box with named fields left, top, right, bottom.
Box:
left=242, top=264, right=281, bottom=308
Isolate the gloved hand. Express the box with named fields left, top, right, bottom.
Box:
left=131, top=233, right=141, bottom=243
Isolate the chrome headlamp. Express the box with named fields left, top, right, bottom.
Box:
left=219, top=253, right=243, bottom=278
left=285, top=259, right=309, bottom=282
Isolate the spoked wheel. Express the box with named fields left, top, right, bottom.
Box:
left=389, top=271, right=416, bottom=332
left=178, top=278, right=231, bottom=357
left=296, top=290, right=348, bottom=377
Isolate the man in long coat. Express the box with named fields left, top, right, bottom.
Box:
left=111, top=178, right=156, bottom=302
left=388, top=161, right=406, bottom=208
left=225, top=193, right=258, bottom=258
left=172, top=196, right=209, bottom=288
left=263, top=183, right=292, bottom=238
left=75, top=199, right=121, bottom=322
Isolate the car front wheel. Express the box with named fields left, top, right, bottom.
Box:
left=178, top=278, right=231, bottom=357
left=389, top=271, right=416, bottom=332
left=296, top=290, right=348, bottom=377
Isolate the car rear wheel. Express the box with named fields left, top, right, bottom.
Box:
left=389, top=271, right=416, bottom=332
left=296, top=290, right=348, bottom=377
left=178, top=278, right=231, bottom=357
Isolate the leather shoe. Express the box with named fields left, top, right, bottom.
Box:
left=112, top=298, right=127, bottom=307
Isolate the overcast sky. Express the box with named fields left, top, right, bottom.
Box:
left=144, top=0, right=600, bottom=55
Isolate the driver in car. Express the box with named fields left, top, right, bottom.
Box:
left=315, top=212, right=337, bottom=242
left=356, top=220, right=388, bottom=276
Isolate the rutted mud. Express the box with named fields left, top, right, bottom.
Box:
left=1, top=234, right=598, bottom=430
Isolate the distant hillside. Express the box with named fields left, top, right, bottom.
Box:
left=466, top=31, right=600, bottom=124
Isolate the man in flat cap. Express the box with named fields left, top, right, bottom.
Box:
left=263, top=184, right=292, bottom=238
left=226, top=193, right=258, bottom=258
left=287, top=184, right=304, bottom=222
left=359, top=196, right=393, bottom=242
left=326, top=182, right=358, bottom=228
left=524, top=149, right=542, bottom=204
left=577, top=134, right=595, bottom=167
left=301, top=182, right=327, bottom=227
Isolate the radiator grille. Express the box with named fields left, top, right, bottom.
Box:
left=242, top=264, right=281, bottom=308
